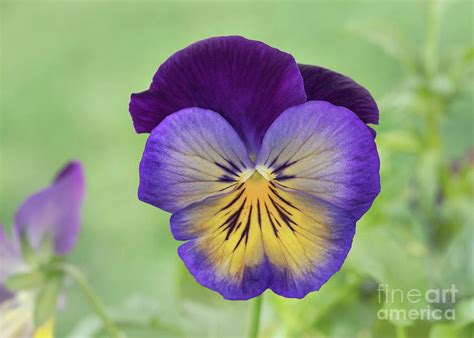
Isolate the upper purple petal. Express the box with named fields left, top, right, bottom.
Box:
left=130, top=36, right=307, bottom=155
left=14, top=161, right=85, bottom=255
left=298, top=64, right=379, bottom=126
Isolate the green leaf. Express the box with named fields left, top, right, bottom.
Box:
left=430, top=323, right=459, bottom=338
left=67, top=316, right=101, bottom=338
left=19, top=230, right=37, bottom=266
left=18, top=228, right=54, bottom=267
left=270, top=271, right=362, bottom=335
left=416, top=149, right=441, bottom=215
left=455, top=297, right=474, bottom=328
left=37, top=233, right=54, bottom=263
left=4, top=270, right=44, bottom=291
left=346, top=23, right=416, bottom=72
left=179, top=299, right=247, bottom=337
left=67, top=295, right=184, bottom=338
left=346, top=226, right=430, bottom=326
left=379, top=130, right=420, bottom=154
left=34, top=278, right=61, bottom=326
left=435, top=225, right=474, bottom=298
left=448, top=45, right=474, bottom=84
left=176, top=261, right=223, bottom=304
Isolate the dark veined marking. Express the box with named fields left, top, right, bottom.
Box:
left=267, top=158, right=303, bottom=183
left=266, top=188, right=299, bottom=233
left=234, top=205, right=253, bottom=250
left=276, top=174, right=296, bottom=181
left=268, top=155, right=280, bottom=168
left=225, top=158, right=242, bottom=173
left=273, top=159, right=298, bottom=173
left=257, top=200, right=262, bottom=229
left=269, top=185, right=301, bottom=211
left=268, top=197, right=298, bottom=233
left=218, top=175, right=236, bottom=183
left=264, top=201, right=280, bottom=237
left=217, top=182, right=237, bottom=192
left=218, top=195, right=246, bottom=233
left=269, top=196, right=292, bottom=217
left=216, top=158, right=248, bottom=184
left=212, top=182, right=301, bottom=252
left=217, top=188, right=246, bottom=213
left=214, top=161, right=239, bottom=177
left=271, top=179, right=291, bottom=189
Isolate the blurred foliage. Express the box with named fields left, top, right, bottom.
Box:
left=1, top=0, right=473, bottom=337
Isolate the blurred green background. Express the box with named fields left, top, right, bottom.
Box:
left=1, top=0, right=473, bottom=337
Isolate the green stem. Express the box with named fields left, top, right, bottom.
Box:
left=57, top=263, right=122, bottom=338
left=395, top=325, right=407, bottom=338
left=424, top=0, right=441, bottom=77
left=248, top=295, right=263, bottom=338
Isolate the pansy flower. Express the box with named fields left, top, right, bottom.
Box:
left=130, top=36, right=380, bottom=300
left=0, top=161, right=85, bottom=337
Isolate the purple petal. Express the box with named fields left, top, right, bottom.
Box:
left=298, top=64, right=379, bottom=126
left=0, top=226, right=24, bottom=304
left=0, top=286, right=13, bottom=304
left=171, top=182, right=356, bottom=300
left=14, top=161, right=85, bottom=255
left=130, top=36, right=307, bottom=155
left=267, top=190, right=355, bottom=298
left=139, top=107, right=253, bottom=213
left=177, top=242, right=271, bottom=300
left=256, top=101, right=380, bottom=220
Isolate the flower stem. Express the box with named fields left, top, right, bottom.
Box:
left=395, top=325, right=407, bottom=338
left=424, top=0, right=441, bottom=77
left=57, top=263, right=122, bottom=338
left=248, top=295, right=263, bottom=338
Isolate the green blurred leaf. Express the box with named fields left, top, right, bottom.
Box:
left=347, top=226, right=429, bottom=326
left=455, top=297, right=474, bottom=328
left=430, top=74, right=456, bottom=97
left=324, top=297, right=377, bottom=338
left=430, top=323, right=459, bottom=338
left=270, top=271, right=362, bottom=335
left=416, top=149, right=442, bottom=220
left=69, top=293, right=184, bottom=337
left=177, top=262, right=223, bottom=304
left=112, top=295, right=183, bottom=336
left=37, top=233, right=54, bottom=263
left=435, top=225, right=474, bottom=297
left=67, top=317, right=101, bottom=338
left=4, top=270, right=44, bottom=291
left=379, top=130, right=420, bottom=153
left=19, top=230, right=37, bottom=266
left=448, top=45, right=474, bottom=84
left=179, top=299, right=248, bottom=337
left=347, top=23, right=416, bottom=72
left=34, top=278, right=61, bottom=326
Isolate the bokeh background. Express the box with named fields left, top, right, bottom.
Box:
left=1, top=0, right=473, bottom=337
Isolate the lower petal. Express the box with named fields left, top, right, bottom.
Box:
left=171, top=172, right=356, bottom=300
